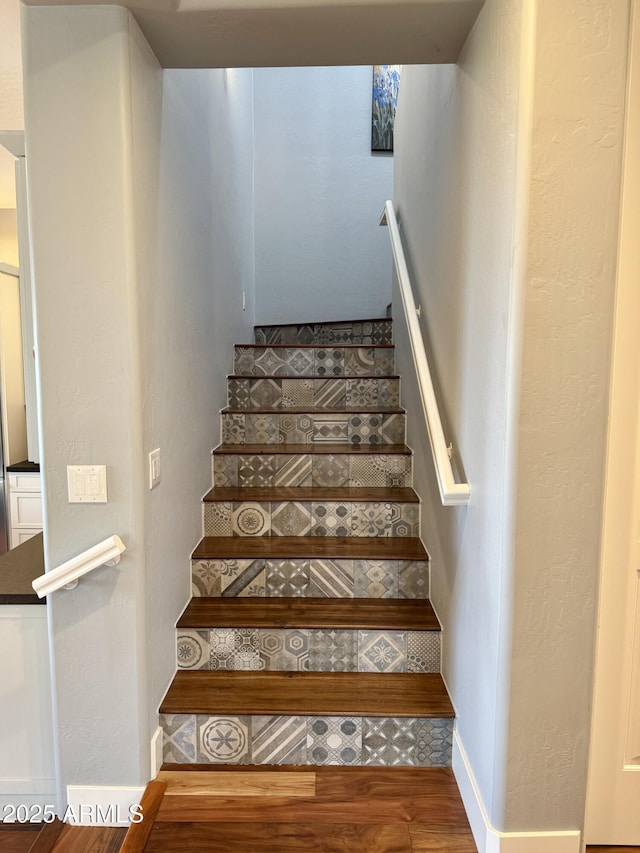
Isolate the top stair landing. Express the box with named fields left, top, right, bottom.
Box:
left=254, top=318, right=393, bottom=346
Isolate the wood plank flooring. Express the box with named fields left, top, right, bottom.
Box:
left=159, top=671, right=454, bottom=717
left=178, top=598, right=440, bottom=630
left=192, top=536, right=429, bottom=561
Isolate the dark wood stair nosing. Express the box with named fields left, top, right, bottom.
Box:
left=254, top=317, right=392, bottom=330
left=221, top=406, right=406, bottom=414
left=203, top=486, right=420, bottom=503
left=236, top=343, right=396, bottom=350
left=192, top=536, right=429, bottom=561
left=212, top=443, right=412, bottom=456
left=177, top=597, right=440, bottom=631
left=228, top=374, right=400, bottom=381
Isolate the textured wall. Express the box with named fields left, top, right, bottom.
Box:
left=254, top=66, right=393, bottom=326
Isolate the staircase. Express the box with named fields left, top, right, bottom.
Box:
left=159, top=317, right=454, bottom=769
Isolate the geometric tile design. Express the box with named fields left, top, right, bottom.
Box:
left=309, top=559, right=355, bottom=597
left=312, top=455, right=349, bottom=487
left=198, top=715, right=251, bottom=764
left=161, top=713, right=196, bottom=764
left=235, top=345, right=395, bottom=376
left=344, top=347, right=375, bottom=376
left=222, top=413, right=246, bottom=444
left=222, top=412, right=405, bottom=446
left=228, top=378, right=251, bottom=409
left=254, top=319, right=392, bottom=346
left=407, top=632, right=441, bottom=674
left=362, top=717, right=453, bottom=766
left=238, top=455, right=277, bottom=488
left=348, top=455, right=412, bottom=488
left=351, top=502, right=392, bottom=537
left=220, top=560, right=266, bottom=597
left=282, top=378, right=314, bottom=408
left=203, top=501, right=232, bottom=536
left=381, top=413, right=406, bottom=444
left=234, top=346, right=255, bottom=375
left=191, top=560, right=223, bottom=597
left=354, top=560, right=398, bottom=598
left=227, top=376, right=400, bottom=410
left=266, top=560, right=310, bottom=597
left=358, top=631, right=406, bottom=673
left=315, top=348, right=345, bottom=376
left=286, top=348, right=315, bottom=376
left=348, top=413, right=382, bottom=445
left=258, top=629, right=309, bottom=671
left=213, top=455, right=239, bottom=487
left=253, top=347, right=286, bottom=376
left=231, top=502, right=271, bottom=536
left=271, top=502, right=313, bottom=537
left=313, top=414, right=349, bottom=443
left=245, top=414, right=280, bottom=444
left=249, top=378, right=283, bottom=409
left=275, top=455, right=313, bottom=487
left=308, top=629, right=358, bottom=672
left=311, top=502, right=352, bottom=537
left=307, top=717, right=362, bottom=765
left=177, top=630, right=210, bottom=670
left=388, top=503, right=420, bottom=537
left=346, top=378, right=378, bottom=407
left=209, top=628, right=263, bottom=671
left=373, top=349, right=395, bottom=375
left=313, top=379, right=346, bottom=408
left=280, top=413, right=314, bottom=444
left=378, top=378, right=401, bottom=408
left=398, top=561, right=430, bottom=600
left=251, top=716, right=307, bottom=765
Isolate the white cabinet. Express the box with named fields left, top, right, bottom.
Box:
left=8, top=472, right=42, bottom=548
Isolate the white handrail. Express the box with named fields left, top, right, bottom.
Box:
left=381, top=200, right=470, bottom=506
left=32, top=535, right=126, bottom=598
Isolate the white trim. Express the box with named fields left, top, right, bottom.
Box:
left=453, top=731, right=581, bottom=853
left=381, top=200, right=470, bottom=506
left=65, top=785, right=145, bottom=826
left=150, top=725, right=163, bottom=779
left=0, top=262, right=20, bottom=277
left=32, top=535, right=126, bottom=598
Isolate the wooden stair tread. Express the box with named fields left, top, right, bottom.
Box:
left=159, top=671, right=454, bottom=717
left=213, top=443, right=412, bottom=455
left=178, top=598, right=439, bottom=630
left=229, top=374, right=400, bottom=380
left=192, top=536, right=428, bottom=561
left=204, top=486, right=419, bottom=503
left=255, top=317, right=392, bottom=328
left=237, top=343, right=396, bottom=349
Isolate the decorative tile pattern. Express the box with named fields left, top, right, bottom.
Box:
left=354, top=560, right=398, bottom=598
left=228, top=378, right=251, bottom=409
left=373, top=348, right=395, bottom=375
left=348, top=414, right=382, bottom=445
left=214, top=455, right=239, bottom=487
left=312, top=455, right=349, bottom=487
left=311, top=502, right=352, bottom=537
left=351, top=502, right=391, bottom=537
left=271, top=501, right=313, bottom=536
left=344, top=347, right=375, bottom=375
left=251, top=716, right=307, bottom=765
left=245, top=414, right=280, bottom=444
left=198, top=716, right=251, bottom=764
left=210, top=628, right=263, bottom=671
left=161, top=714, right=196, bottom=763
left=232, top=502, right=271, bottom=536
left=308, top=629, right=357, bottom=672
left=255, top=320, right=393, bottom=346
left=253, top=347, right=286, bottom=376
left=275, top=455, right=313, bottom=487
left=222, top=413, right=246, bottom=444
left=249, top=378, right=283, bottom=409
left=358, top=631, right=406, bottom=673
left=204, top=501, right=232, bottom=536
left=379, top=377, right=401, bottom=407
left=191, top=560, right=222, bottom=597
left=346, top=378, right=378, bottom=407
left=349, top=455, right=412, bottom=487
left=313, top=379, right=346, bottom=408
left=309, top=559, right=354, bottom=597
left=315, top=348, right=345, bottom=376
left=221, top=559, right=266, bottom=597
left=259, top=629, right=309, bottom=671
left=362, top=718, right=452, bottom=766
left=280, top=413, right=314, bottom=444
left=238, top=455, right=277, bottom=487
left=381, top=413, right=405, bottom=444
left=177, top=630, right=210, bottom=670
left=266, top=560, right=310, bottom=597
left=285, top=348, right=315, bottom=376
left=234, top=346, right=255, bottom=375
left=388, top=504, right=419, bottom=537
left=307, top=718, right=362, bottom=765
left=407, top=632, right=441, bottom=673
left=398, top=561, right=429, bottom=599
left=282, top=378, right=314, bottom=408
left=313, top=414, right=349, bottom=443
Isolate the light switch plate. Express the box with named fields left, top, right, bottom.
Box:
left=149, top=448, right=161, bottom=490
left=67, top=465, right=108, bottom=503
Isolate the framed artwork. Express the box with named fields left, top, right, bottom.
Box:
left=371, top=65, right=401, bottom=152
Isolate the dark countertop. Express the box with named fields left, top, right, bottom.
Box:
left=6, top=459, right=40, bottom=473
left=0, top=534, right=45, bottom=605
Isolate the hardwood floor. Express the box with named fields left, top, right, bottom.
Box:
left=192, top=536, right=428, bottom=560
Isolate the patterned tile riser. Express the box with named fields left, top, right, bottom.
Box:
left=161, top=713, right=452, bottom=767
left=234, top=346, right=395, bottom=377
left=227, top=377, right=400, bottom=410
left=204, top=500, right=419, bottom=538
left=177, top=628, right=441, bottom=673
left=221, top=412, right=406, bottom=445
left=254, top=320, right=393, bottom=346
left=191, top=558, right=429, bottom=599
left=212, top=453, right=412, bottom=488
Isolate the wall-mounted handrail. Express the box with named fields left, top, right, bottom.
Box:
left=32, top=535, right=126, bottom=598
left=381, top=200, right=470, bottom=506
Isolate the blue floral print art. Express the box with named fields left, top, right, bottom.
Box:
left=372, top=65, right=401, bottom=152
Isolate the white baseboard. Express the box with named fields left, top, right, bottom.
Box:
left=65, top=785, right=145, bottom=826
left=150, top=725, right=163, bottom=779
left=452, top=730, right=582, bottom=853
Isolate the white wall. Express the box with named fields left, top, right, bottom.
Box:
left=393, top=0, right=629, bottom=835
left=23, top=5, right=254, bottom=807
left=0, top=209, right=18, bottom=265
left=254, top=66, right=393, bottom=325
left=0, top=269, right=27, bottom=465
